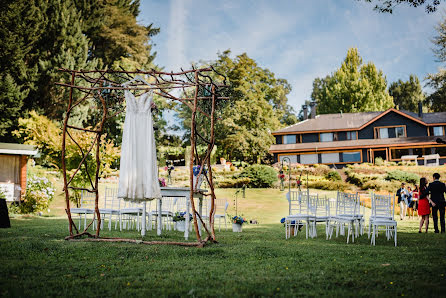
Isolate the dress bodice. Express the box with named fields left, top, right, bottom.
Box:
left=125, top=90, right=152, bottom=114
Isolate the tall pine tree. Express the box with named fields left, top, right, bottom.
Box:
left=313, top=48, right=394, bottom=114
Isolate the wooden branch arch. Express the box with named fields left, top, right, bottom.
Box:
left=56, top=67, right=229, bottom=246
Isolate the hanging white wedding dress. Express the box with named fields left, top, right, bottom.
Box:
left=118, top=89, right=161, bottom=202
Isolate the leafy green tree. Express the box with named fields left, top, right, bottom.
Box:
left=74, top=0, right=160, bottom=69
left=312, top=48, right=394, bottom=114
left=388, top=75, right=425, bottom=112
left=177, top=51, right=295, bottom=163
left=426, top=13, right=446, bottom=111
left=13, top=111, right=120, bottom=204
left=0, top=0, right=160, bottom=143
left=0, top=0, right=46, bottom=141
left=362, top=0, right=442, bottom=13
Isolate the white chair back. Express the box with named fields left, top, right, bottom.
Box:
left=287, top=190, right=316, bottom=215
left=336, top=192, right=359, bottom=217
left=214, top=198, right=229, bottom=215
left=104, top=187, right=119, bottom=210
left=80, top=190, right=96, bottom=209
left=315, top=195, right=330, bottom=217
left=372, top=193, right=394, bottom=219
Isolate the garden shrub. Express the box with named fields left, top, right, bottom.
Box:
left=325, top=170, right=341, bottom=181
left=361, top=179, right=400, bottom=192
left=216, top=177, right=250, bottom=188
left=312, top=164, right=331, bottom=176
left=375, top=157, right=384, bottom=166
left=308, top=180, right=351, bottom=191
left=19, top=176, right=55, bottom=214
left=239, top=165, right=277, bottom=188
left=385, top=170, right=420, bottom=184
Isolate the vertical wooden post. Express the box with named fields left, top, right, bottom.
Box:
left=207, top=85, right=217, bottom=240
left=189, top=71, right=202, bottom=242
left=94, top=92, right=108, bottom=237
left=62, top=72, right=76, bottom=236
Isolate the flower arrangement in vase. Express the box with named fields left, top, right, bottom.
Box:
left=158, top=177, right=166, bottom=187
left=173, top=211, right=192, bottom=232
left=164, top=164, right=175, bottom=185
left=232, top=215, right=246, bottom=232
left=192, top=165, right=207, bottom=190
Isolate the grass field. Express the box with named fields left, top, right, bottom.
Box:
left=1, top=188, right=446, bottom=297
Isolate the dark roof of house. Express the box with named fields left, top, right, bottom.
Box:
left=272, top=108, right=446, bottom=134
left=274, top=111, right=381, bottom=134
left=0, top=143, right=38, bottom=155
left=270, top=136, right=442, bottom=153
left=401, top=110, right=446, bottom=124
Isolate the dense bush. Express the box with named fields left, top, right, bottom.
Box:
left=385, top=170, right=420, bottom=184
left=19, top=176, right=55, bottom=214
left=308, top=180, right=351, bottom=191
left=325, top=170, right=341, bottom=181
left=361, top=180, right=401, bottom=191
left=216, top=177, right=251, bottom=188
left=312, top=164, right=331, bottom=176
left=239, top=165, right=277, bottom=188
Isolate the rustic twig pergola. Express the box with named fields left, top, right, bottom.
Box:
left=56, top=67, right=229, bottom=247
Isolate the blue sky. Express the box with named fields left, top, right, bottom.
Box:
left=138, top=0, right=446, bottom=111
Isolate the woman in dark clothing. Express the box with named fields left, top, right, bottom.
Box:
left=418, top=178, right=433, bottom=233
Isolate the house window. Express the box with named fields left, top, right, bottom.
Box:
left=395, top=127, right=405, bottom=138
left=300, top=154, right=318, bottom=164
left=279, top=155, right=297, bottom=163
left=391, top=148, right=410, bottom=159
left=379, top=128, right=389, bottom=139
left=375, top=126, right=406, bottom=139
left=346, top=131, right=357, bottom=140
left=321, top=153, right=339, bottom=164
left=433, top=146, right=446, bottom=156
left=342, top=151, right=361, bottom=163
left=320, top=132, right=337, bottom=142
left=283, top=135, right=296, bottom=144
left=433, top=126, right=444, bottom=136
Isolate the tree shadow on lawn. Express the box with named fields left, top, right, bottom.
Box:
left=1, top=217, right=445, bottom=297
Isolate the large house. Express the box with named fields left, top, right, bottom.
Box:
left=270, top=106, right=446, bottom=166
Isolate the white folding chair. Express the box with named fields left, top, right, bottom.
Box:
left=314, top=195, right=331, bottom=238
left=119, top=200, right=143, bottom=231
left=369, top=193, right=397, bottom=246
left=285, top=190, right=316, bottom=239
left=203, top=198, right=229, bottom=231
left=151, top=197, right=175, bottom=231
left=328, top=192, right=359, bottom=243
left=98, top=187, right=120, bottom=231
left=70, top=190, right=96, bottom=231
left=213, top=199, right=229, bottom=231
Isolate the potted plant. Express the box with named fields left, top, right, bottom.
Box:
left=232, top=215, right=246, bottom=232
left=172, top=212, right=192, bottom=232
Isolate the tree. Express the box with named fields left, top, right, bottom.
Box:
left=426, top=13, right=446, bottom=111
left=312, top=48, right=394, bottom=114
left=74, top=0, right=160, bottom=69
left=177, top=51, right=295, bottom=163
left=362, top=0, right=442, bottom=13
left=388, top=75, right=425, bottom=112
left=13, top=111, right=120, bottom=205
left=0, top=0, right=160, bottom=143
left=0, top=0, right=46, bottom=141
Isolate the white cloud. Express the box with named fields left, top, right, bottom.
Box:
left=166, top=0, right=190, bottom=70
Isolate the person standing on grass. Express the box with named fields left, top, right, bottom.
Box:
left=418, top=178, right=431, bottom=233
left=407, top=186, right=414, bottom=219
left=396, top=183, right=408, bottom=220
left=424, top=173, right=446, bottom=233
left=412, top=185, right=419, bottom=218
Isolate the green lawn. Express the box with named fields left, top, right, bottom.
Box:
left=1, top=211, right=446, bottom=296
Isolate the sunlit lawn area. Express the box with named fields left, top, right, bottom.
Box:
left=1, top=187, right=446, bottom=296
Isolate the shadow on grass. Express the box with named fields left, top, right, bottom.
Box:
left=0, top=217, right=445, bottom=297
